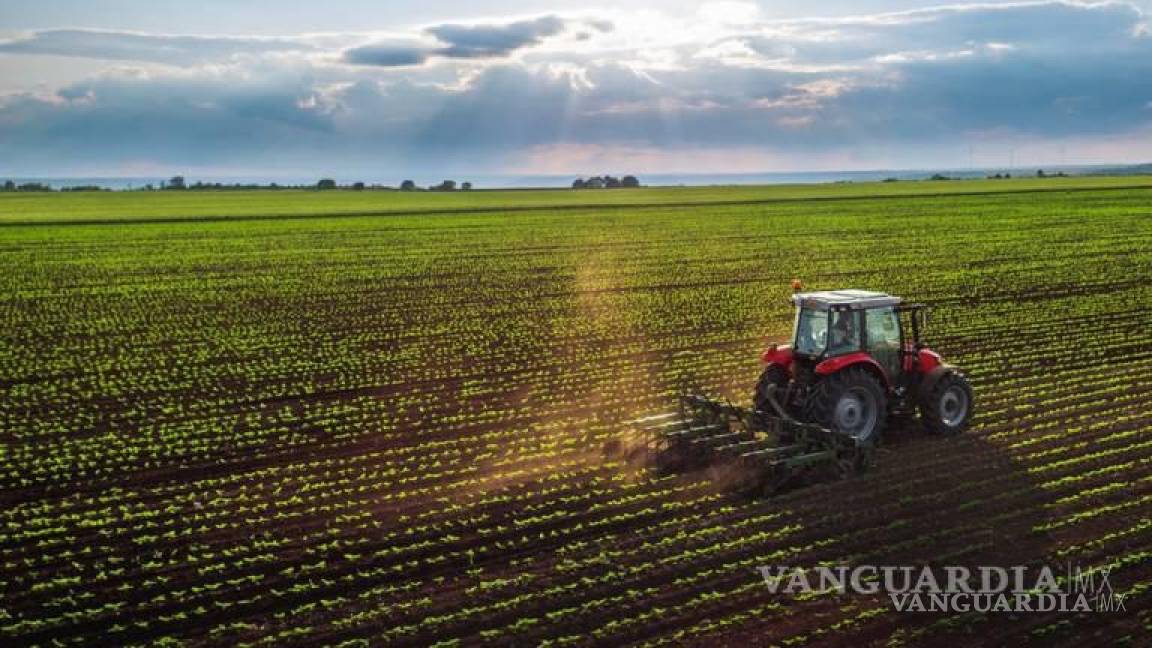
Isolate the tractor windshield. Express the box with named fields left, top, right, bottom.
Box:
left=793, top=307, right=828, bottom=356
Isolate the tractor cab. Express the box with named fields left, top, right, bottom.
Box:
left=790, top=289, right=934, bottom=385
left=792, top=290, right=904, bottom=378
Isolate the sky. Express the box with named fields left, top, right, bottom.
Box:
left=1, top=1, right=1150, bottom=179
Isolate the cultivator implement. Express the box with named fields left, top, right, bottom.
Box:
left=627, top=389, right=873, bottom=496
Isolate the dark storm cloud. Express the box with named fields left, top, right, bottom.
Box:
left=0, top=29, right=312, bottom=65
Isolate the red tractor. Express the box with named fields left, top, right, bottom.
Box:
left=632, top=287, right=973, bottom=494
left=755, top=288, right=973, bottom=444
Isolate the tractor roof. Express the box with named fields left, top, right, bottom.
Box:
left=792, top=289, right=902, bottom=310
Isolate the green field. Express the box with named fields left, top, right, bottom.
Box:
left=3, top=174, right=1151, bottom=223
left=2, top=179, right=1151, bottom=645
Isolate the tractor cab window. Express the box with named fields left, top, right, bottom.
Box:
left=865, top=307, right=902, bottom=377
left=794, top=307, right=828, bottom=356
left=827, top=309, right=862, bottom=356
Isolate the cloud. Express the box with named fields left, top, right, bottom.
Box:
left=428, top=15, right=566, bottom=58
left=0, top=67, right=336, bottom=174
left=342, top=41, right=430, bottom=67
left=700, top=0, right=1146, bottom=68
left=1, top=2, right=1152, bottom=176
left=0, top=29, right=312, bottom=65
left=343, top=15, right=596, bottom=67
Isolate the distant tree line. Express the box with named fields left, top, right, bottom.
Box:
left=2, top=181, right=51, bottom=192
left=1, top=180, right=110, bottom=192
left=1, top=168, right=1084, bottom=194
left=255, top=178, right=475, bottom=191
left=984, top=169, right=1067, bottom=180
left=571, top=175, right=640, bottom=189
left=155, top=179, right=307, bottom=191
left=394, top=179, right=472, bottom=191
left=0, top=176, right=481, bottom=192
left=148, top=176, right=478, bottom=192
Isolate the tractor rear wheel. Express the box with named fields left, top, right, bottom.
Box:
left=921, top=371, right=974, bottom=435
left=804, top=367, right=887, bottom=444
left=752, top=365, right=788, bottom=413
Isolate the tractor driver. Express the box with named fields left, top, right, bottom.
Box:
left=828, top=311, right=859, bottom=355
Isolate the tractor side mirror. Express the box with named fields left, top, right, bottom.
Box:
left=921, top=308, right=931, bottom=330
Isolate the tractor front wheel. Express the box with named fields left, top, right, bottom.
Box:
left=804, top=367, right=887, bottom=445
left=921, top=371, right=974, bottom=435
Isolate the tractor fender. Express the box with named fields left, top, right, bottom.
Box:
left=917, top=348, right=943, bottom=373
left=814, top=352, right=890, bottom=389
left=760, top=344, right=793, bottom=367
left=918, top=364, right=959, bottom=403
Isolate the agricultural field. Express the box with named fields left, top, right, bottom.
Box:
left=1, top=178, right=1151, bottom=646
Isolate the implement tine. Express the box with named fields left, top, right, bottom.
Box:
left=627, top=389, right=878, bottom=495
left=631, top=411, right=681, bottom=425
left=643, top=419, right=693, bottom=434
